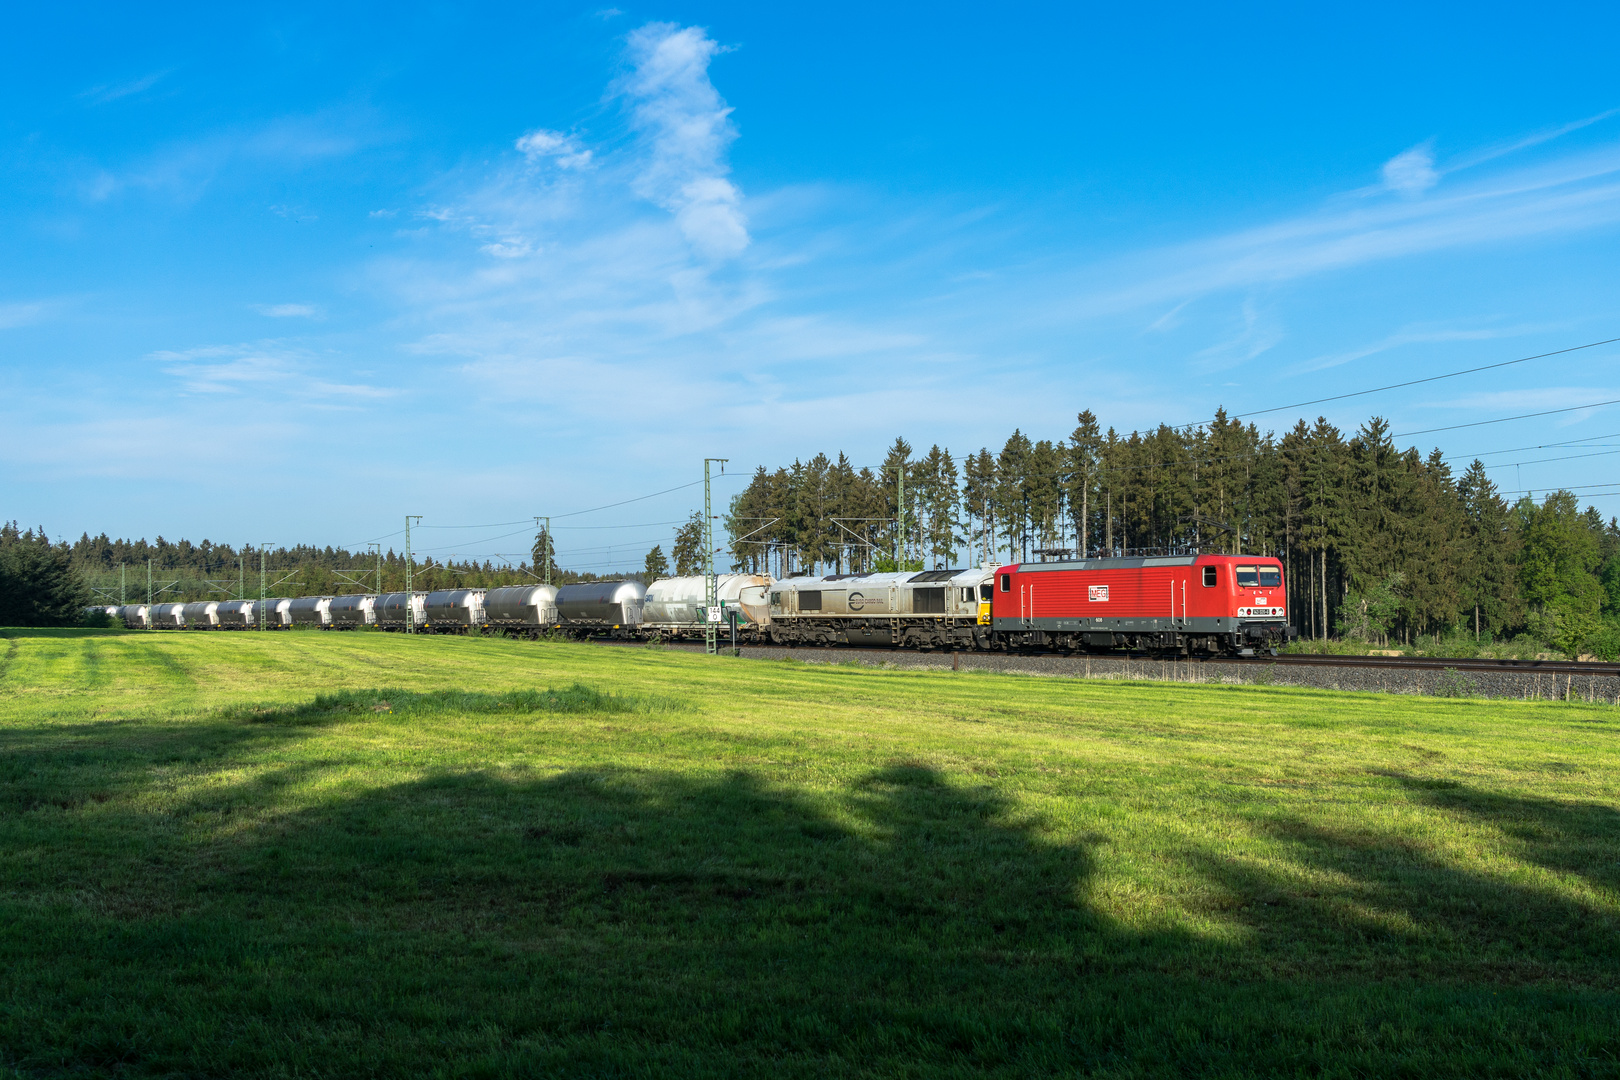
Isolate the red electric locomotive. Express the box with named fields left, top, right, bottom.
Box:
left=989, top=554, right=1293, bottom=656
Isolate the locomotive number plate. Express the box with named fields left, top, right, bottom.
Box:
left=1088, top=585, right=1109, bottom=602
left=1238, top=606, right=1284, bottom=617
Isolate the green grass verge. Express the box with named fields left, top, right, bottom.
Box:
left=1, top=628, right=1617, bottom=1078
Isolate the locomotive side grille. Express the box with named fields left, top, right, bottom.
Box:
left=799, top=590, right=822, bottom=611
left=913, top=587, right=946, bottom=614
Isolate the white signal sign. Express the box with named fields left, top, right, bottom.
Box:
left=706, top=606, right=723, bottom=623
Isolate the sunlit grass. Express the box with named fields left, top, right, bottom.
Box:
left=1, top=627, right=1616, bottom=1077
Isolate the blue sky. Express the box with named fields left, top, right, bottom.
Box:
left=4, top=2, right=1619, bottom=571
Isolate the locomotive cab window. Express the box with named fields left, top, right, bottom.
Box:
left=1235, top=566, right=1260, bottom=588
left=999, top=574, right=1011, bottom=592
left=1258, top=566, right=1282, bottom=588
left=1202, top=566, right=1218, bottom=587
left=770, top=592, right=781, bottom=606
left=980, top=583, right=993, bottom=600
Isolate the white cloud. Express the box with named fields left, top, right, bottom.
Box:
left=79, top=69, right=171, bottom=105
left=1190, top=299, right=1283, bottom=371
left=0, top=301, right=50, bottom=329
left=1291, top=323, right=1550, bottom=375
left=155, top=343, right=392, bottom=402
left=479, top=239, right=534, bottom=258
left=256, top=303, right=320, bottom=318
left=81, top=109, right=371, bottom=204
left=1382, top=140, right=1440, bottom=196
left=515, top=129, right=593, bottom=169
left=619, top=23, right=749, bottom=257
left=1446, top=107, right=1620, bottom=173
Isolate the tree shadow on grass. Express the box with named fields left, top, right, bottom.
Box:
left=1388, top=772, right=1620, bottom=895
left=0, top=628, right=134, bottom=639
left=1, top=722, right=1618, bottom=1077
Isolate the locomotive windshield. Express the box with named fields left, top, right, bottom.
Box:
left=1236, top=565, right=1282, bottom=588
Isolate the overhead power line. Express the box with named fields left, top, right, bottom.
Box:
left=1231, top=336, right=1620, bottom=422
left=417, top=519, right=534, bottom=530
left=1499, top=482, right=1620, bottom=494
left=1394, top=397, right=1620, bottom=438
left=1456, top=431, right=1620, bottom=458
left=555, top=519, right=684, bottom=530
left=551, top=477, right=714, bottom=519
left=1479, top=448, right=1620, bottom=470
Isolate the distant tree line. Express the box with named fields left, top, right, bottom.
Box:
left=720, top=411, right=1620, bottom=656
left=51, top=527, right=612, bottom=611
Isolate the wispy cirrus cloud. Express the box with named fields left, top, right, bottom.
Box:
left=1290, top=323, right=1552, bottom=375
left=1059, top=139, right=1620, bottom=322
left=155, top=343, right=392, bottom=402
left=0, top=300, right=58, bottom=329
left=1190, top=299, right=1284, bottom=371
left=82, top=109, right=373, bottom=203
left=79, top=69, right=172, bottom=105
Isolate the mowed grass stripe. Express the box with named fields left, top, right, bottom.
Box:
left=0, top=627, right=1616, bottom=1077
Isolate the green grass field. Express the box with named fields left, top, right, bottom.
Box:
left=1, top=628, right=1616, bottom=1078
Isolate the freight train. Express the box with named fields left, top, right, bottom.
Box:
left=99, top=555, right=1292, bottom=656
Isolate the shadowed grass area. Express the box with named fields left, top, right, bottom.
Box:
left=227, top=683, right=677, bottom=725
left=0, top=628, right=1616, bottom=1077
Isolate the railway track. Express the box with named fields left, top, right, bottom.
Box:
left=1234, top=652, right=1620, bottom=677
left=599, top=638, right=1620, bottom=678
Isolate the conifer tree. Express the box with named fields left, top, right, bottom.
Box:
left=0, top=523, right=92, bottom=626
left=962, top=449, right=997, bottom=565
left=530, top=527, right=560, bottom=582
left=672, top=512, right=707, bottom=577
left=1066, top=411, right=1103, bottom=557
